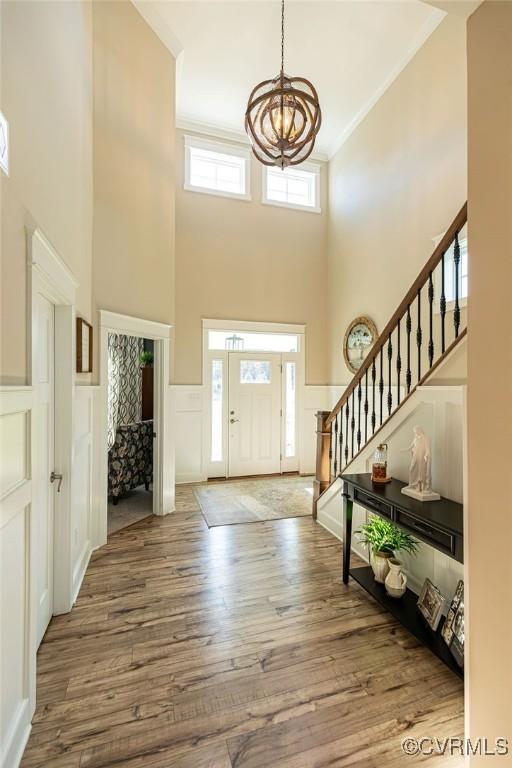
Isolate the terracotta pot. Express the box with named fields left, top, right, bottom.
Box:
left=370, top=550, right=393, bottom=583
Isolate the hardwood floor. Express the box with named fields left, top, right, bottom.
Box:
left=21, top=483, right=463, bottom=768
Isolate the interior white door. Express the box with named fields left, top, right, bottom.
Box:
left=34, top=293, right=55, bottom=646
left=228, top=353, right=281, bottom=477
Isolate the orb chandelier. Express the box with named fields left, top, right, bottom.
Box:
left=245, top=0, right=322, bottom=168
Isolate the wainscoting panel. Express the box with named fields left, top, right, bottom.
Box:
left=174, top=386, right=204, bottom=484
left=0, top=388, right=35, bottom=768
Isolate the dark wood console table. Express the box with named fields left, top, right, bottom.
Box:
left=342, top=473, right=464, bottom=678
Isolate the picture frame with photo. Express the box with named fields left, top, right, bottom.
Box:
left=417, top=578, right=445, bottom=632
left=442, top=579, right=464, bottom=668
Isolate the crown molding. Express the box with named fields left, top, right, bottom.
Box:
left=326, top=7, right=445, bottom=160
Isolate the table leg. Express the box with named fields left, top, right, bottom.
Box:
left=342, top=494, right=353, bottom=584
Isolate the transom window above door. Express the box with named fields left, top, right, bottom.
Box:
left=208, top=330, right=299, bottom=353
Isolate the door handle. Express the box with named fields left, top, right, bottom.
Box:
left=50, top=471, right=63, bottom=492
left=230, top=418, right=239, bottom=424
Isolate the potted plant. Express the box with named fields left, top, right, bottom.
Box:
left=356, top=516, right=418, bottom=584
left=139, top=350, right=154, bottom=368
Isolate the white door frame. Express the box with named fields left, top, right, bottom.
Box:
left=97, top=311, right=174, bottom=546
left=201, top=318, right=305, bottom=479
left=29, top=229, right=77, bottom=617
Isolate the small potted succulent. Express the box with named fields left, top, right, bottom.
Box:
left=356, top=516, right=419, bottom=584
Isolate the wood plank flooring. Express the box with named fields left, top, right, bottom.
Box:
left=21, top=483, right=463, bottom=768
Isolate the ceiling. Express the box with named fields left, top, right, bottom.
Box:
left=134, top=1, right=447, bottom=159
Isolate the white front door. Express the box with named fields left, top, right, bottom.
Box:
left=228, top=353, right=281, bottom=477
left=34, top=293, right=55, bottom=646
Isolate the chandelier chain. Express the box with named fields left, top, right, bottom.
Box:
left=281, top=0, right=285, bottom=74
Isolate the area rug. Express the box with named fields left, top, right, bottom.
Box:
left=194, top=475, right=314, bottom=527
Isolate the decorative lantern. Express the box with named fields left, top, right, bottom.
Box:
left=245, top=0, right=321, bottom=168
left=372, top=443, right=390, bottom=484
left=225, top=334, right=244, bottom=351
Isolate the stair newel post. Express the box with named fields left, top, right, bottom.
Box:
left=379, top=347, right=384, bottom=426
left=406, top=304, right=412, bottom=393
left=440, top=253, right=446, bottom=353
left=357, top=380, right=362, bottom=452
left=350, top=391, right=356, bottom=459
left=453, top=232, right=461, bottom=339
left=364, top=368, right=369, bottom=444
left=416, top=288, right=422, bottom=382
left=428, top=270, right=434, bottom=368
left=396, top=318, right=401, bottom=406
left=371, top=357, right=376, bottom=434
left=387, top=334, right=392, bottom=417
left=313, top=410, right=332, bottom=519
left=333, top=414, right=339, bottom=477
left=344, top=401, right=350, bottom=465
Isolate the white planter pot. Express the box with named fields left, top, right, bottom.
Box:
left=371, top=551, right=392, bottom=583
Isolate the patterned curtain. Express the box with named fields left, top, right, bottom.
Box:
left=107, top=333, right=143, bottom=448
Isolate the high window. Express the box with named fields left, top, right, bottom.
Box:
left=263, top=163, right=320, bottom=212
left=184, top=135, right=251, bottom=200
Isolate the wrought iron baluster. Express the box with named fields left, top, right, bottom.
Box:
left=428, top=271, right=434, bottom=368
left=357, top=380, right=362, bottom=452
left=417, top=288, right=422, bottom=382
left=396, top=319, right=401, bottom=406
left=364, top=369, right=369, bottom=444
left=371, top=358, right=376, bottom=433
left=406, top=304, right=412, bottom=393
left=440, top=253, right=446, bottom=353
left=387, top=334, right=392, bottom=417
left=379, top=347, right=384, bottom=426
left=351, top=391, right=355, bottom=459
left=344, top=402, right=350, bottom=464
left=339, top=408, right=344, bottom=473
left=333, top=414, right=339, bottom=476
left=454, top=232, right=461, bottom=338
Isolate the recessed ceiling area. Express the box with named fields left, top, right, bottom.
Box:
left=134, top=1, right=446, bottom=158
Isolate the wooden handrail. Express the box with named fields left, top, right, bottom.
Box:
left=325, top=202, right=467, bottom=427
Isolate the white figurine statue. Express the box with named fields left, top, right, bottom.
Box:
left=401, top=426, right=440, bottom=502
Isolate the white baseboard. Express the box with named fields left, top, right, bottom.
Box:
left=1, top=701, right=31, bottom=768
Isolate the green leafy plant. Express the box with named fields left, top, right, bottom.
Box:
left=139, top=350, right=154, bottom=367
left=356, top=516, right=419, bottom=556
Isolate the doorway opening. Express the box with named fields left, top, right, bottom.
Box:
left=106, top=333, right=155, bottom=535
left=203, top=321, right=304, bottom=479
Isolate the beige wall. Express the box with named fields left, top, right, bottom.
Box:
left=467, top=1, right=512, bottom=757
left=175, top=130, right=328, bottom=385
left=92, top=1, right=175, bottom=362
left=0, top=1, right=93, bottom=384
left=327, top=15, right=467, bottom=384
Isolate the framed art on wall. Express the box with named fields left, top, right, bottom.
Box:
left=76, top=317, right=93, bottom=373
left=343, top=316, right=378, bottom=374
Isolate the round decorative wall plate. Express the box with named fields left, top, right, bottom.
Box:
left=343, top=316, right=378, bottom=374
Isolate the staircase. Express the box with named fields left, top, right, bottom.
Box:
left=313, top=203, right=468, bottom=516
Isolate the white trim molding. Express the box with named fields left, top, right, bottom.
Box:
left=99, top=310, right=171, bottom=341
left=202, top=318, right=305, bottom=335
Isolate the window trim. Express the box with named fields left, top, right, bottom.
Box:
left=262, top=161, right=321, bottom=214
left=184, top=134, right=252, bottom=201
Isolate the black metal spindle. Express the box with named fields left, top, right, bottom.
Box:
left=396, top=319, right=401, bottom=406
left=379, top=347, right=384, bottom=426
left=428, top=271, right=434, bottom=368
left=364, top=369, right=369, bottom=444
left=333, top=414, right=339, bottom=476
left=351, top=391, right=355, bottom=459
left=339, top=409, right=344, bottom=473
left=371, top=358, right=376, bottom=433
left=440, top=253, right=446, bottom=353
left=357, top=380, right=362, bottom=452
left=416, top=288, right=422, bottom=382
left=387, top=334, right=392, bottom=417
left=453, top=232, right=461, bottom=338
left=406, top=304, right=412, bottom=393
left=344, top=402, right=350, bottom=465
